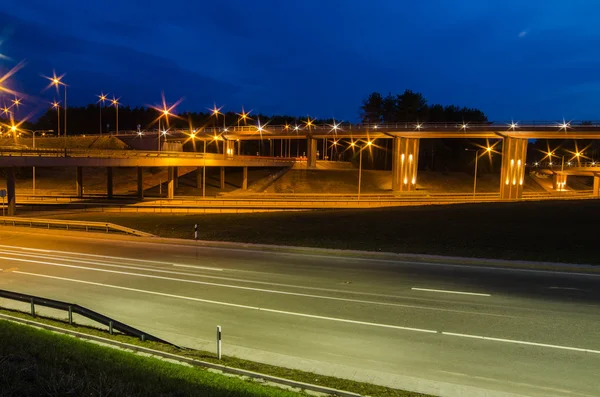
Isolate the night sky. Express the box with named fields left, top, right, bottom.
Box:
left=1, top=0, right=599, bottom=122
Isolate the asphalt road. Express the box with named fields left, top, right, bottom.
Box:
left=0, top=228, right=599, bottom=397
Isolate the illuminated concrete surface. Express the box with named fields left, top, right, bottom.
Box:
left=0, top=229, right=598, bottom=397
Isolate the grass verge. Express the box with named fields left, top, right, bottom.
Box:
left=0, top=318, right=306, bottom=397
left=0, top=307, right=431, bottom=397
left=44, top=199, right=600, bottom=264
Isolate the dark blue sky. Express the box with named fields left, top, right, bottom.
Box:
left=1, top=0, right=599, bottom=121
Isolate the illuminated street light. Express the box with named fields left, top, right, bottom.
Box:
left=465, top=146, right=492, bottom=198
left=415, top=123, right=423, bottom=130
left=237, top=107, right=252, bottom=127
left=509, top=121, right=518, bottom=130
left=51, top=100, right=61, bottom=136
left=46, top=72, right=67, bottom=137
left=111, top=96, right=120, bottom=135
left=461, top=123, right=468, bottom=130
left=97, top=92, right=108, bottom=136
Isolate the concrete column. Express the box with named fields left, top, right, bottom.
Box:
left=167, top=167, right=175, bottom=199
left=220, top=167, right=225, bottom=190
left=242, top=167, right=248, bottom=190
left=307, top=138, right=317, bottom=168
left=6, top=167, right=16, bottom=216
left=107, top=167, right=113, bottom=199
left=553, top=173, right=568, bottom=191
left=237, top=140, right=241, bottom=155
left=499, top=137, right=528, bottom=200
left=137, top=167, right=144, bottom=199
left=224, top=140, right=235, bottom=159
left=76, top=166, right=83, bottom=198
left=174, top=166, right=178, bottom=188
left=196, top=167, right=202, bottom=189
left=593, top=175, right=600, bottom=196
left=269, top=140, right=274, bottom=157
left=391, top=137, right=420, bottom=192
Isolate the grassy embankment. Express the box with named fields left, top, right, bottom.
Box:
left=0, top=309, right=430, bottom=397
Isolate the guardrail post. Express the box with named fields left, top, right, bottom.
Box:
left=30, top=298, right=35, bottom=317
left=141, top=334, right=146, bottom=342
left=194, top=224, right=198, bottom=240
left=109, top=320, right=113, bottom=335
left=68, top=305, right=73, bottom=325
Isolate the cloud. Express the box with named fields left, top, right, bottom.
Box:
left=518, top=30, right=528, bottom=38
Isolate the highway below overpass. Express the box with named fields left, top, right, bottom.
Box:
left=0, top=228, right=598, bottom=397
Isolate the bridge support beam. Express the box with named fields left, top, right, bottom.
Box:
left=594, top=175, right=600, bottom=197
left=391, top=137, right=420, bottom=192
left=242, top=167, right=248, bottom=190
left=220, top=167, right=225, bottom=190
left=307, top=138, right=317, bottom=168
left=137, top=167, right=144, bottom=199
left=76, top=167, right=83, bottom=198
left=173, top=167, right=178, bottom=188
left=553, top=173, right=568, bottom=191
left=6, top=167, right=16, bottom=216
left=106, top=167, right=113, bottom=199
left=167, top=167, right=175, bottom=199
left=196, top=167, right=203, bottom=189
left=500, top=137, right=528, bottom=200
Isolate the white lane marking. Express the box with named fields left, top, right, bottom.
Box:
left=548, top=286, right=588, bottom=291
left=412, top=287, right=491, bottom=297
left=173, top=264, right=223, bottom=271
left=442, top=332, right=600, bottom=355
left=0, top=244, right=223, bottom=271
left=13, top=271, right=437, bottom=334
left=0, top=249, right=223, bottom=273
left=0, top=255, right=509, bottom=317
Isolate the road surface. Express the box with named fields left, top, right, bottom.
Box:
left=0, top=227, right=598, bottom=397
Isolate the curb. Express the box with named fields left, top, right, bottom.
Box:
left=0, top=313, right=363, bottom=397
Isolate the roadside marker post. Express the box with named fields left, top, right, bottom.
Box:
left=194, top=224, right=198, bottom=240
left=217, top=325, right=222, bottom=360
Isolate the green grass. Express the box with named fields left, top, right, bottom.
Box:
left=0, top=308, right=430, bottom=397
left=46, top=199, right=600, bottom=264
left=0, top=318, right=308, bottom=397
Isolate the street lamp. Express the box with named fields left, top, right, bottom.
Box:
left=110, top=97, right=119, bottom=135
left=18, top=128, right=53, bottom=195
left=47, top=72, right=67, bottom=137
left=237, top=107, right=251, bottom=128
left=97, top=92, right=108, bottom=136
left=51, top=101, right=61, bottom=136
left=465, top=147, right=492, bottom=198
left=351, top=140, right=372, bottom=200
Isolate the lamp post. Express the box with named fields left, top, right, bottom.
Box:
left=351, top=140, right=372, bottom=200
left=48, top=73, right=67, bottom=137
left=52, top=101, right=61, bottom=136
left=97, top=93, right=108, bottom=136
left=110, top=97, right=119, bottom=135
left=19, top=129, right=53, bottom=195
left=465, top=147, right=491, bottom=198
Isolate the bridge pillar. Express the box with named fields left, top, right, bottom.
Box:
left=553, top=173, right=568, bottom=191
left=224, top=140, right=235, bottom=159
left=6, top=167, right=16, bottom=216
left=307, top=138, right=317, bottom=168
left=220, top=167, right=225, bottom=190
left=594, top=175, right=600, bottom=196
left=76, top=167, right=83, bottom=198
left=391, top=137, right=420, bottom=192
left=269, top=140, right=274, bottom=157
left=167, top=167, right=175, bottom=199
left=500, top=137, right=528, bottom=200
left=237, top=140, right=241, bottom=155
left=137, top=167, right=144, bottom=199
left=173, top=167, right=178, bottom=188
left=242, top=167, right=248, bottom=190
left=106, top=167, right=113, bottom=199
left=196, top=167, right=202, bottom=189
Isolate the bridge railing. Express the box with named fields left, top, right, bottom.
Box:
left=531, top=161, right=598, bottom=168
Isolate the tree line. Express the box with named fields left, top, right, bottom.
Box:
left=360, top=90, right=487, bottom=124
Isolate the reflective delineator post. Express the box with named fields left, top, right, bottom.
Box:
left=194, top=224, right=198, bottom=240
left=217, top=325, right=222, bottom=360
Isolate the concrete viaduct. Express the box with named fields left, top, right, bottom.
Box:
left=3, top=122, right=600, bottom=215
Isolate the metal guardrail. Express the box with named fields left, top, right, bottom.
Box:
left=0, top=217, right=153, bottom=237
left=0, top=289, right=175, bottom=345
